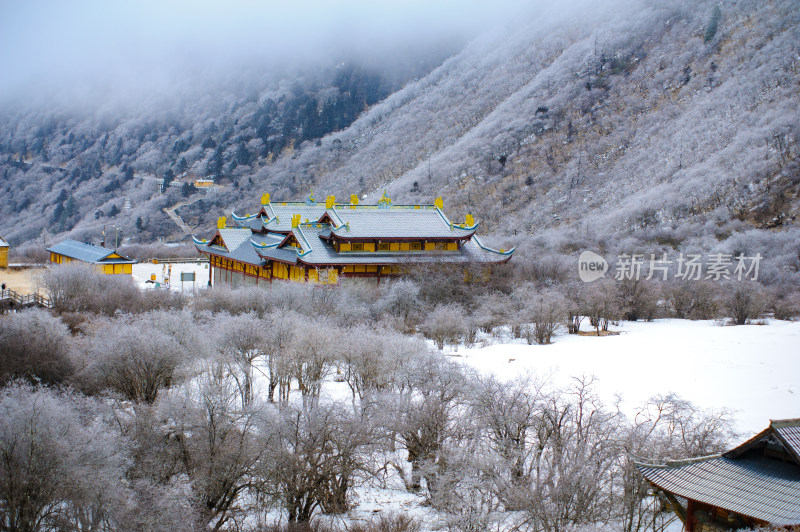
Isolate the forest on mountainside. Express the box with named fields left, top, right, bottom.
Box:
left=1, top=0, right=798, bottom=288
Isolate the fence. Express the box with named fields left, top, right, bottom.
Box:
left=149, top=257, right=209, bottom=264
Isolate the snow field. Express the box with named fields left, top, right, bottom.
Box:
left=132, top=262, right=211, bottom=294
left=454, top=319, right=800, bottom=435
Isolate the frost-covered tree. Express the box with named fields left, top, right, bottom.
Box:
left=0, top=384, right=129, bottom=531
left=0, top=309, right=73, bottom=386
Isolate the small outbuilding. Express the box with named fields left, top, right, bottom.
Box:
left=47, top=239, right=137, bottom=274
left=637, top=418, right=800, bottom=531
left=0, top=236, right=8, bottom=269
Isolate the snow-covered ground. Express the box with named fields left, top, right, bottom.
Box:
left=132, top=262, right=211, bottom=294
left=455, top=319, right=800, bottom=435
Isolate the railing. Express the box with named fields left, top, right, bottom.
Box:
left=0, top=289, right=53, bottom=309
left=148, top=257, right=209, bottom=264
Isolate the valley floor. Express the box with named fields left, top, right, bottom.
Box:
left=455, top=318, right=800, bottom=437
left=316, top=318, right=799, bottom=530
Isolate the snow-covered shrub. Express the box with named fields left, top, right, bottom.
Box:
left=421, top=303, right=469, bottom=350
left=0, top=308, right=74, bottom=386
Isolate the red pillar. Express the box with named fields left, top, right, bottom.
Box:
left=685, top=499, right=695, bottom=532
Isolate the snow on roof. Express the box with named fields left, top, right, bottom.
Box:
left=46, top=239, right=136, bottom=264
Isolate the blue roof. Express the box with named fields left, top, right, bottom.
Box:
left=46, top=239, right=136, bottom=264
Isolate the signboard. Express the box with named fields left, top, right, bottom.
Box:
left=180, top=272, right=195, bottom=282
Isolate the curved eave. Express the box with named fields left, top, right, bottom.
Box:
left=473, top=236, right=515, bottom=258
left=230, top=211, right=257, bottom=222
left=434, top=206, right=479, bottom=232
left=251, top=239, right=280, bottom=250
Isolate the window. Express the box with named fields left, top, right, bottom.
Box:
left=410, top=242, right=422, bottom=251
left=351, top=242, right=364, bottom=252
left=378, top=243, right=390, bottom=251
left=435, top=242, right=447, bottom=251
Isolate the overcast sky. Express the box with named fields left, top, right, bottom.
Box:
left=0, top=0, right=534, bottom=107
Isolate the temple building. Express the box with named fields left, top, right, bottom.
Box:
left=0, top=236, right=8, bottom=269
left=637, top=418, right=800, bottom=531
left=47, top=239, right=137, bottom=274
left=193, top=192, right=513, bottom=286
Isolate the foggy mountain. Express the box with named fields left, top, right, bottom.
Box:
left=1, top=0, right=798, bottom=279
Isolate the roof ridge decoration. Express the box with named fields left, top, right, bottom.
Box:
left=378, top=190, right=392, bottom=209
left=192, top=235, right=208, bottom=246
left=434, top=206, right=479, bottom=232
left=306, top=190, right=316, bottom=206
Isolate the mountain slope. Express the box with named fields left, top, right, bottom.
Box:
left=1, top=0, right=798, bottom=282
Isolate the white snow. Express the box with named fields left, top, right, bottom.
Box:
left=455, top=319, right=800, bottom=435
left=132, top=262, right=211, bottom=294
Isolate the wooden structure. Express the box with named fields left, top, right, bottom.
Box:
left=637, top=418, right=800, bottom=531
left=47, top=239, right=137, bottom=274
left=193, top=192, right=513, bottom=286
left=0, top=236, right=8, bottom=269
left=0, top=288, right=52, bottom=312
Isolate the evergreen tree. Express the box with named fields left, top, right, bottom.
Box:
left=162, top=168, right=175, bottom=189
left=176, top=157, right=188, bottom=175
left=704, top=6, right=721, bottom=43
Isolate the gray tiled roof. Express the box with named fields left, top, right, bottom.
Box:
left=251, top=233, right=298, bottom=264
left=231, top=213, right=268, bottom=231
left=775, top=422, right=800, bottom=462
left=268, top=203, right=328, bottom=232
left=725, top=419, right=800, bottom=464
left=213, top=199, right=514, bottom=268
left=638, top=456, right=800, bottom=525
left=0, top=236, right=7, bottom=247
left=194, top=229, right=265, bottom=266
left=260, top=224, right=510, bottom=267
left=46, top=239, right=136, bottom=264
left=329, top=205, right=475, bottom=239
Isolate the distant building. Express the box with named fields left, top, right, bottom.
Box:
left=193, top=192, right=513, bottom=286
left=194, top=179, right=215, bottom=188
left=637, top=418, right=800, bottom=531
left=0, top=236, right=8, bottom=269
left=47, top=239, right=137, bottom=274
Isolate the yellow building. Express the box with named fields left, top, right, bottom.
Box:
left=0, top=236, right=8, bottom=269
left=46, top=239, right=137, bottom=274
left=193, top=192, right=514, bottom=286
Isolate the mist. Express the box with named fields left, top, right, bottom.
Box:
left=0, top=0, right=535, bottom=111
